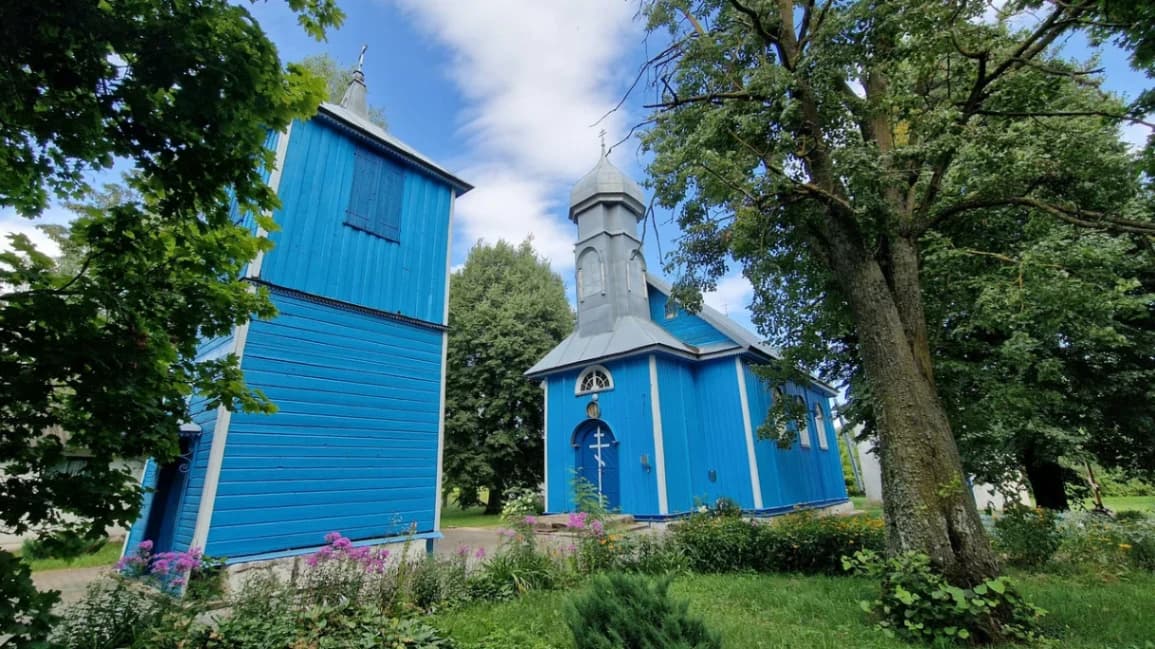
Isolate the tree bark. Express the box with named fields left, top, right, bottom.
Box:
left=484, top=482, right=506, bottom=515
left=824, top=217, right=1000, bottom=585
left=1022, top=450, right=1070, bottom=510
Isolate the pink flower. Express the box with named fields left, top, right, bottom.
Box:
left=138, top=540, right=154, bottom=552
left=324, top=532, right=342, bottom=544
left=456, top=544, right=470, bottom=558
left=152, top=559, right=171, bottom=574
left=171, top=577, right=187, bottom=587
left=306, top=554, right=319, bottom=567
left=524, top=515, right=538, bottom=526
left=474, top=547, right=486, bottom=559
left=567, top=512, right=588, bottom=529
left=498, top=528, right=515, bottom=538
left=591, top=520, right=605, bottom=535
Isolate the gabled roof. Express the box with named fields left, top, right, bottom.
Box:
left=525, top=275, right=779, bottom=378
left=315, top=103, right=473, bottom=195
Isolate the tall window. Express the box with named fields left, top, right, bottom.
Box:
left=795, top=396, right=811, bottom=448
left=345, top=147, right=403, bottom=241
left=576, top=365, right=614, bottom=395
left=577, top=248, right=603, bottom=300
left=814, top=403, right=829, bottom=450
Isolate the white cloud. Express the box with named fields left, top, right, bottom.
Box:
left=391, top=0, right=639, bottom=271
left=452, top=165, right=573, bottom=267
left=703, top=273, right=753, bottom=317
left=0, top=207, right=70, bottom=259
left=1120, top=120, right=1153, bottom=151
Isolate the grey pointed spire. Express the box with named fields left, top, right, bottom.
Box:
left=339, top=45, right=369, bottom=118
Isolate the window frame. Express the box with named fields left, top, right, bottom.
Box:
left=814, top=403, right=829, bottom=450
left=575, top=365, right=614, bottom=396
left=343, top=146, right=404, bottom=242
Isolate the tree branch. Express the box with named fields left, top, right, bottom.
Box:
left=975, top=109, right=1155, bottom=129
left=932, top=196, right=1155, bottom=236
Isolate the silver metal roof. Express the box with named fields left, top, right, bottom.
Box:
left=569, top=155, right=645, bottom=221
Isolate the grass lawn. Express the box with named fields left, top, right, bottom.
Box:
left=431, top=572, right=1155, bottom=648
left=22, top=540, right=122, bottom=573
left=440, top=505, right=503, bottom=529
left=1099, top=496, right=1155, bottom=513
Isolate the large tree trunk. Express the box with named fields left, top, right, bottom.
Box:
left=1022, top=449, right=1070, bottom=510
left=484, top=482, right=506, bottom=515
left=826, top=223, right=1000, bottom=585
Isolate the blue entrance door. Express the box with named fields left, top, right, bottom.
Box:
left=575, top=420, right=619, bottom=509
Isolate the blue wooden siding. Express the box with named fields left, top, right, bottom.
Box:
left=647, top=286, right=732, bottom=347
left=203, top=292, right=443, bottom=558
left=740, top=365, right=848, bottom=508
left=544, top=357, right=658, bottom=515
left=259, top=119, right=453, bottom=324
left=654, top=357, right=705, bottom=513
left=690, top=359, right=756, bottom=509
left=123, top=460, right=158, bottom=554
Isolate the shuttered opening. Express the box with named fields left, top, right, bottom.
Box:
left=344, top=147, right=403, bottom=242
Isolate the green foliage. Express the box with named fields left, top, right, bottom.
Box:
left=1052, top=513, right=1155, bottom=576
left=572, top=475, right=610, bottom=519
left=207, top=605, right=456, bottom=649
left=0, top=0, right=341, bottom=643
left=444, top=240, right=572, bottom=513
left=565, top=574, right=721, bottom=649
left=500, top=486, right=545, bottom=522
left=640, top=0, right=1155, bottom=572
left=297, top=53, right=389, bottom=128
left=993, top=506, right=1064, bottom=569
left=845, top=550, right=1046, bottom=645
left=50, top=578, right=171, bottom=649
left=670, top=510, right=885, bottom=575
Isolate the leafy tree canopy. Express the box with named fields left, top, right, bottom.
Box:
left=0, top=0, right=341, bottom=643
left=444, top=240, right=573, bottom=514
left=639, top=0, right=1154, bottom=584
left=298, top=53, right=389, bottom=128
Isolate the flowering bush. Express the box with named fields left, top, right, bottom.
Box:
left=500, top=486, right=544, bottom=521
left=116, top=540, right=225, bottom=600
left=1052, top=512, right=1155, bottom=576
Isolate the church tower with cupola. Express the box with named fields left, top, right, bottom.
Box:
left=529, top=151, right=848, bottom=520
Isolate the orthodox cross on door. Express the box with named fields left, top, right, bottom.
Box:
left=588, top=425, right=611, bottom=495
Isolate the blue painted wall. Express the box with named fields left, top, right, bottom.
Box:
left=654, top=356, right=702, bottom=513
left=544, top=356, right=658, bottom=515
left=689, top=358, right=756, bottom=509
left=203, top=292, right=444, bottom=558
left=647, top=286, right=731, bottom=347
left=260, top=118, right=453, bottom=324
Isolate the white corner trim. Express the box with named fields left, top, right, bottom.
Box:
left=433, top=191, right=455, bottom=532
left=542, top=381, right=550, bottom=508
left=648, top=355, right=669, bottom=515
left=190, top=124, right=292, bottom=551
left=735, top=357, right=764, bottom=510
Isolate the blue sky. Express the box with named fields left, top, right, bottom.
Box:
left=2, top=0, right=1150, bottom=332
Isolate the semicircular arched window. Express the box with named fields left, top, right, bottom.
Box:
left=576, top=365, right=614, bottom=395
left=814, top=403, right=829, bottom=450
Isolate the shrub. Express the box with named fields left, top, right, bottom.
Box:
left=844, top=550, right=1046, bottom=645
left=758, top=511, right=885, bottom=574
left=670, top=510, right=885, bottom=574
left=117, top=540, right=226, bottom=599
left=992, top=505, right=1063, bottom=569
left=51, top=578, right=171, bottom=649
left=501, top=486, right=545, bottom=521
left=565, top=574, right=721, bottom=649
left=1052, top=513, right=1155, bottom=576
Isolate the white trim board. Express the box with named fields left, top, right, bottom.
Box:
left=190, top=123, right=292, bottom=551
left=648, top=355, right=670, bottom=515
left=735, top=357, right=764, bottom=509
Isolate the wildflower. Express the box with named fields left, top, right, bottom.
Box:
left=524, top=515, right=538, bottom=526
left=498, top=528, right=515, bottom=538
left=457, top=544, right=470, bottom=558
left=324, top=531, right=343, bottom=544
left=591, top=520, right=605, bottom=535
left=1120, top=543, right=1133, bottom=551
left=138, top=540, right=154, bottom=552
left=698, top=505, right=708, bottom=513
left=568, top=512, right=588, bottom=529
left=171, top=577, right=187, bottom=587
left=474, top=547, right=486, bottom=559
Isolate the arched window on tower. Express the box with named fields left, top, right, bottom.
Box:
left=795, top=395, right=812, bottom=448
left=814, top=403, right=829, bottom=450
left=577, top=248, right=603, bottom=300
left=576, top=365, right=614, bottom=395
left=628, top=250, right=646, bottom=294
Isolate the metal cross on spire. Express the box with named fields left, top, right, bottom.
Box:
left=357, top=44, right=367, bottom=73
left=599, top=129, right=607, bottom=157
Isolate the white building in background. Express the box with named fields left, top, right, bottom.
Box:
left=843, top=423, right=1030, bottom=512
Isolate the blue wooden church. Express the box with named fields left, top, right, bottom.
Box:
left=125, top=62, right=471, bottom=563
left=526, top=154, right=847, bottom=519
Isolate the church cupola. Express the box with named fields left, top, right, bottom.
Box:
left=339, top=45, right=370, bottom=119
left=570, top=150, right=649, bottom=335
